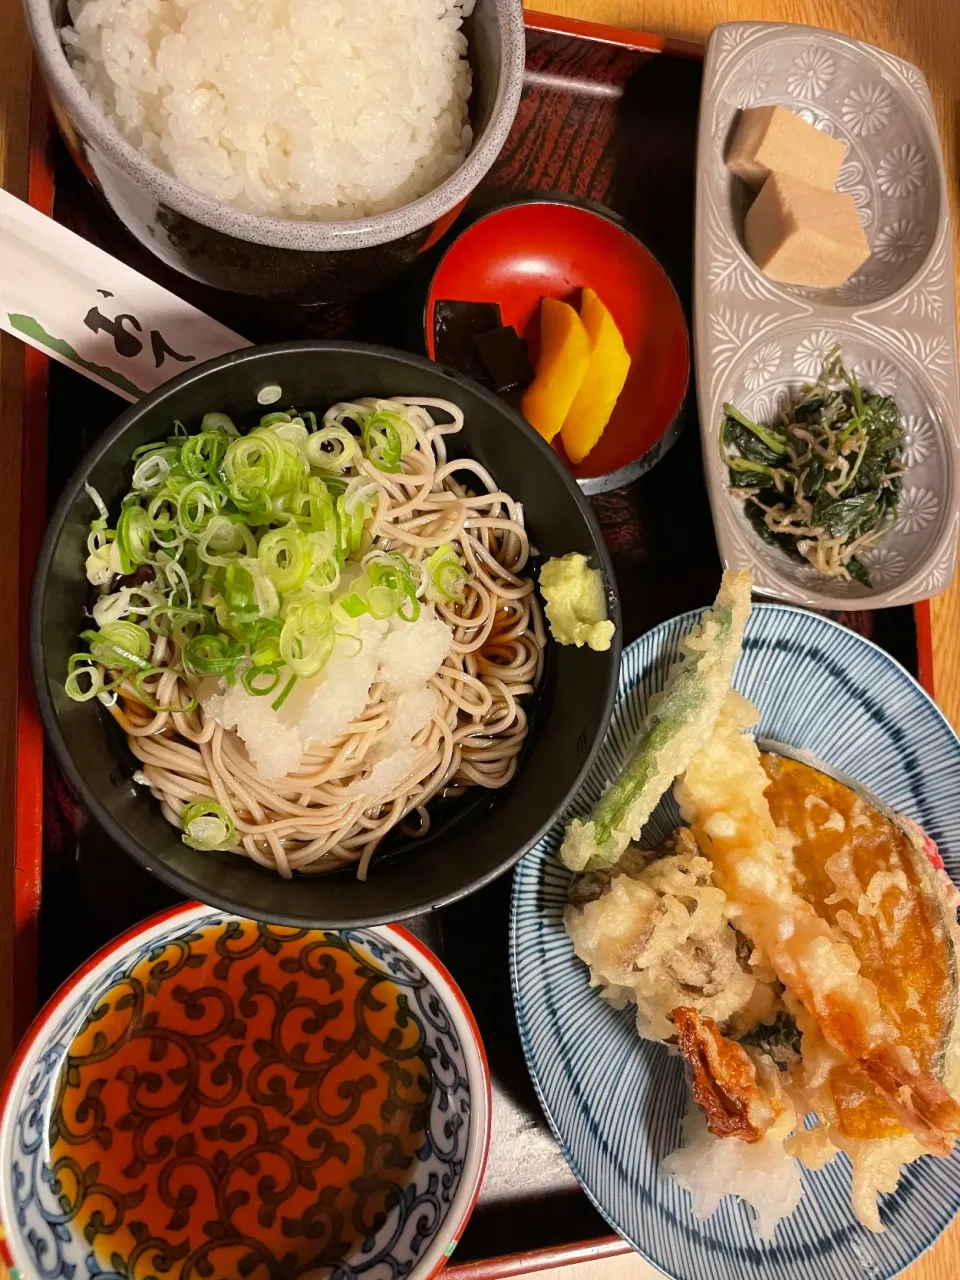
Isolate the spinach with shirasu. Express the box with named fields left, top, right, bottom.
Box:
left=721, top=347, right=906, bottom=585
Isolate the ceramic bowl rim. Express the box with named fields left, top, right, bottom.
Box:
left=0, top=900, right=492, bottom=1279
left=28, top=339, right=621, bottom=928
left=23, top=0, right=526, bottom=252
left=423, top=195, right=692, bottom=494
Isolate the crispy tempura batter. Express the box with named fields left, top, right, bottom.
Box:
left=561, top=569, right=960, bottom=1237
left=673, top=1007, right=774, bottom=1142
left=675, top=694, right=960, bottom=1158
left=565, top=830, right=777, bottom=1042
left=561, top=570, right=752, bottom=872
left=762, top=752, right=960, bottom=1144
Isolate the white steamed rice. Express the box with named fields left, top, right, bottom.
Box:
left=62, top=0, right=476, bottom=220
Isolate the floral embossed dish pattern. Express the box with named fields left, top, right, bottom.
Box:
left=696, top=21, right=959, bottom=608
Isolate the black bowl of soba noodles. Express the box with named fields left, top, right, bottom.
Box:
left=31, top=341, right=620, bottom=927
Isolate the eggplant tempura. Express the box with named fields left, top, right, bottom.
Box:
left=563, top=571, right=960, bottom=1237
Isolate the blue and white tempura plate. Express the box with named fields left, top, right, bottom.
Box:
left=510, top=603, right=960, bottom=1280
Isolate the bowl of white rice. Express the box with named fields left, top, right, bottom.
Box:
left=26, top=0, right=525, bottom=301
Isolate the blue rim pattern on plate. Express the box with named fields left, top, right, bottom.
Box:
left=510, top=604, right=960, bottom=1280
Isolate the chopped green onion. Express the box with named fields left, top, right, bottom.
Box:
left=306, top=425, right=358, bottom=473
left=92, top=585, right=161, bottom=628
left=335, top=495, right=360, bottom=560
left=280, top=601, right=335, bottom=678
left=242, top=664, right=283, bottom=697
left=134, top=667, right=198, bottom=714
left=182, top=633, right=243, bottom=678
left=146, top=490, right=185, bottom=551
left=246, top=560, right=281, bottom=620
left=246, top=616, right=283, bottom=668
left=67, top=399, right=433, bottom=717
left=343, top=477, right=378, bottom=515
left=99, top=620, right=152, bottom=657
left=178, top=480, right=222, bottom=534
left=338, top=478, right=378, bottom=559
left=148, top=605, right=209, bottom=650
left=365, top=551, right=420, bottom=622
left=116, top=502, right=153, bottom=572
left=65, top=655, right=104, bottom=702
left=396, top=592, right=420, bottom=624
left=82, top=623, right=152, bottom=671
left=289, top=476, right=335, bottom=535
left=132, top=451, right=173, bottom=493
left=197, top=513, right=251, bottom=566
left=272, top=673, right=298, bottom=711
left=367, top=584, right=401, bottom=619
left=272, top=419, right=310, bottom=453
left=85, top=534, right=119, bottom=587
left=179, top=432, right=225, bottom=482
left=84, top=482, right=110, bottom=526
left=200, top=411, right=238, bottom=436
left=304, top=532, right=340, bottom=590
left=258, top=526, right=313, bottom=594
left=181, top=798, right=236, bottom=850
left=159, top=558, right=194, bottom=609
left=86, top=526, right=113, bottom=556
left=173, top=540, right=203, bottom=589
left=221, top=561, right=259, bottom=629
left=361, top=409, right=415, bottom=473
left=424, top=543, right=468, bottom=604
left=339, top=593, right=368, bottom=619
left=223, top=429, right=304, bottom=517
left=132, top=439, right=171, bottom=459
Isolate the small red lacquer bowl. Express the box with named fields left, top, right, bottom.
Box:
left=426, top=199, right=691, bottom=493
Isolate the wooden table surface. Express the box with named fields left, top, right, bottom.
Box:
left=0, top=3, right=957, bottom=1279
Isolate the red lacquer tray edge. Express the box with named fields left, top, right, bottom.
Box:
left=523, top=7, right=702, bottom=57
left=14, top=71, right=55, bottom=1040
left=11, top=9, right=935, bottom=1276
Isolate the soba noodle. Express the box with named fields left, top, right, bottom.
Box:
left=77, top=397, right=546, bottom=880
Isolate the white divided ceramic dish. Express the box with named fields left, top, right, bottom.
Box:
left=695, top=21, right=960, bottom=608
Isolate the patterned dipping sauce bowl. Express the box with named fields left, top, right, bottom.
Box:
left=0, top=903, right=490, bottom=1280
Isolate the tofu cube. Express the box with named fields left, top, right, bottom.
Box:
left=744, top=172, right=871, bottom=288
left=726, top=105, right=846, bottom=190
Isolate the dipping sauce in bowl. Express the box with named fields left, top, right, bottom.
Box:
left=50, top=921, right=431, bottom=1268
left=2, top=904, right=490, bottom=1278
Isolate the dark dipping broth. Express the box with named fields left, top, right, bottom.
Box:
left=47, top=921, right=432, bottom=1276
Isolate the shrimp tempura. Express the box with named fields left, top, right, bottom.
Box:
left=675, top=692, right=960, bottom=1156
